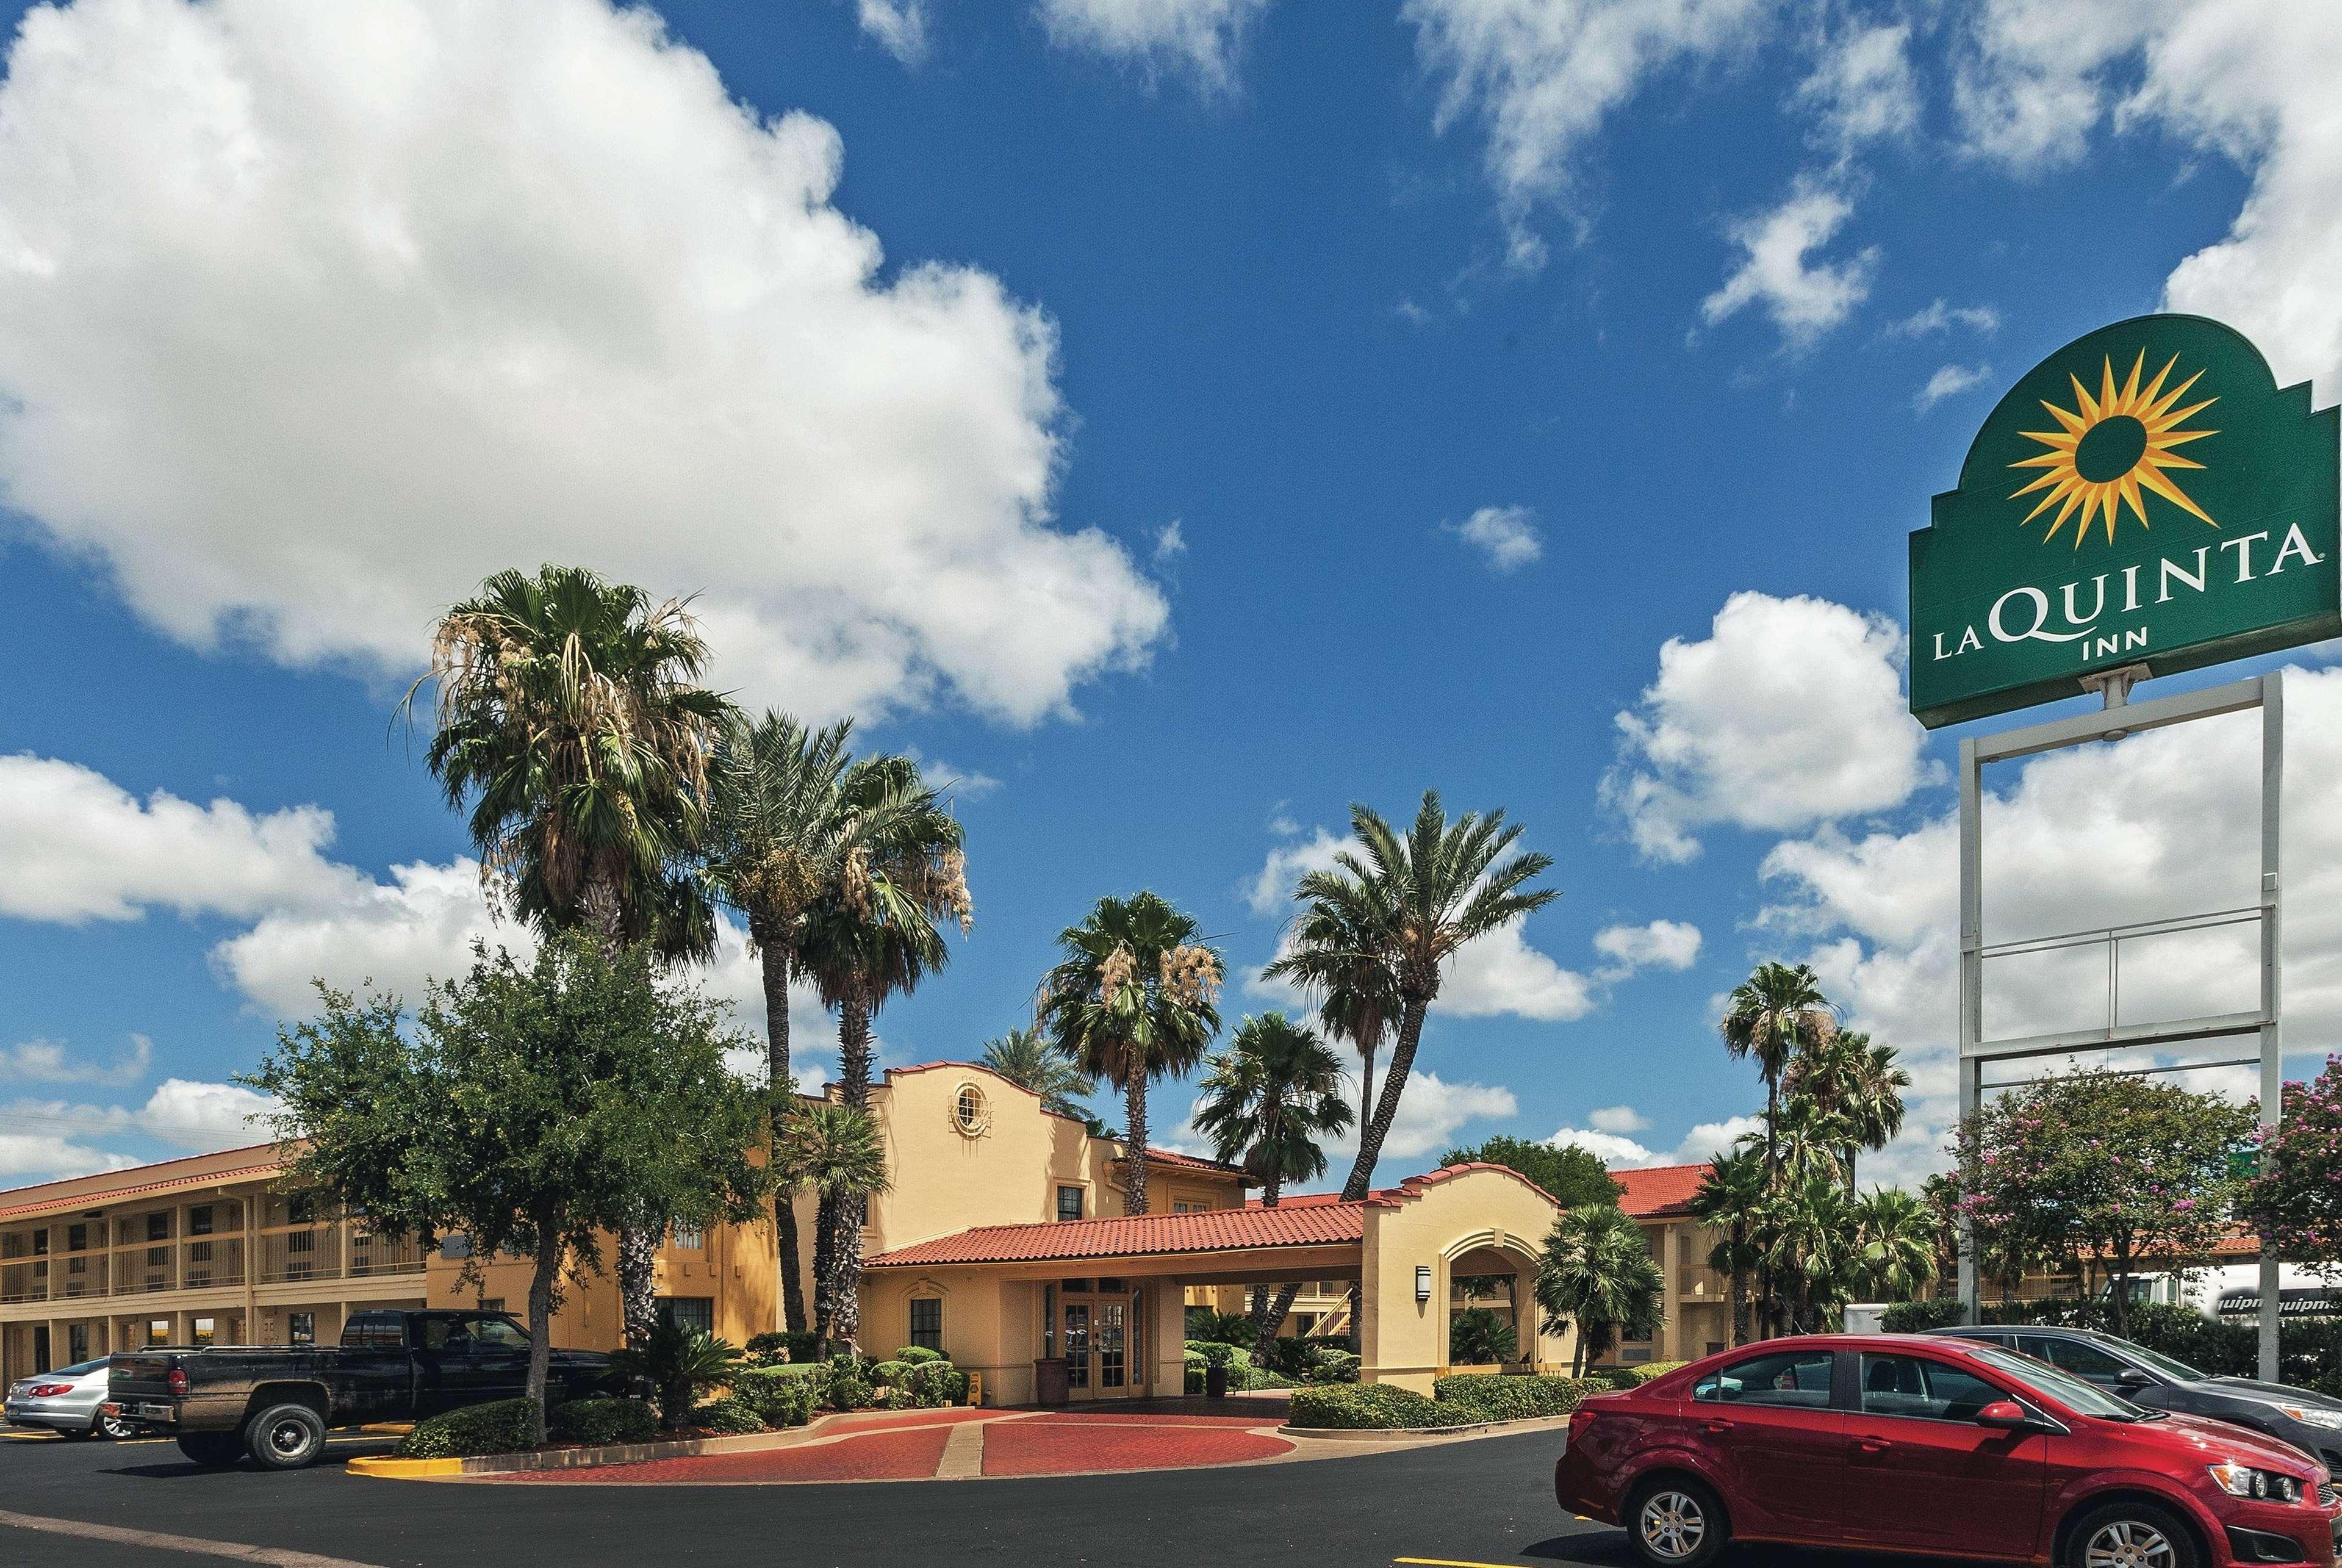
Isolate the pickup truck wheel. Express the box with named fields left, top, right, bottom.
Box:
left=176, top=1432, right=244, bottom=1467
left=244, top=1403, right=327, bottom=1470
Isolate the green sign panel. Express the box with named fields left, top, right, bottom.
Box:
left=1909, top=314, right=2340, bottom=728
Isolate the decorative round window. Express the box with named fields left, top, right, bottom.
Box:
left=952, top=1082, right=990, bottom=1137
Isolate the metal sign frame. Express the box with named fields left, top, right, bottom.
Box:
left=1955, top=672, right=2285, bottom=1379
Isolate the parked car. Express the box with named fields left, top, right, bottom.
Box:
left=4, top=1360, right=137, bottom=1439
left=1927, top=1324, right=2342, bottom=1480
left=1556, top=1332, right=2342, bottom=1568
left=103, top=1308, right=617, bottom=1470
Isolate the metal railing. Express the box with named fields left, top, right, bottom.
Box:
left=1978, top=905, right=2266, bottom=1050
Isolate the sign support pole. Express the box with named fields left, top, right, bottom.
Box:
left=1956, top=735, right=1983, bottom=1326
left=2257, top=673, right=2283, bottom=1383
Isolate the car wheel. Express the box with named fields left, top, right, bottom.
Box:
left=176, top=1432, right=245, bottom=1467
left=2067, top=1500, right=2201, bottom=1568
left=1628, top=1476, right=1728, bottom=1568
left=243, top=1403, right=328, bottom=1470
left=96, top=1412, right=138, bottom=1440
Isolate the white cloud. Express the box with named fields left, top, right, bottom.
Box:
left=1955, top=0, right=2342, bottom=403
left=1759, top=666, right=2342, bottom=1185
left=209, top=857, right=526, bottom=1016
left=1439, top=917, right=1598, bottom=1021
left=1886, top=299, right=2002, bottom=339
left=857, top=0, right=931, bottom=64
left=1447, top=504, right=1543, bottom=573
left=1699, top=178, right=1879, bottom=348
left=1546, top=1125, right=1661, bottom=1166
left=1035, top=0, right=1270, bottom=92
left=1601, top=592, right=1938, bottom=863
left=1914, top=361, right=1994, bottom=413
left=0, top=755, right=360, bottom=924
left=1152, top=520, right=1187, bottom=563
left=0, top=1134, right=134, bottom=1181
left=6, top=1079, right=279, bottom=1153
left=1243, top=827, right=1352, bottom=917
left=1589, top=1102, right=1649, bottom=1134
left=0, top=1034, right=153, bottom=1087
left=0, top=0, right=1166, bottom=726
left=1405, top=0, right=1769, bottom=270
left=1351, top=1071, right=1520, bottom=1163
left=1794, top=18, right=1918, bottom=161
left=1592, top=919, right=1703, bottom=979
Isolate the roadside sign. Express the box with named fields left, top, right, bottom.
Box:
left=1910, top=314, right=2339, bottom=728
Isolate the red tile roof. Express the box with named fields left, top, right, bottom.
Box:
left=1123, top=1147, right=1246, bottom=1178
left=867, top=1201, right=1367, bottom=1268
left=0, top=1146, right=284, bottom=1219
left=1614, top=1163, right=1710, bottom=1219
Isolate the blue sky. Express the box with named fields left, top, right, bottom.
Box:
left=2, top=0, right=2337, bottom=1191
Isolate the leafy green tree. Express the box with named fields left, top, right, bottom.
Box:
left=245, top=934, right=773, bottom=1444
left=1449, top=1306, right=1518, bottom=1367
left=1784, top=1029, right=1910, bottom=1189
left=1191, top=1013, right=1354, bottom=1360
left=412, top=563, right=733, bottom=1347
left=701, top=711, right=855, bottom=1334
left=1762, top=1170, right=1858, bottom=1334
left=1536, top=1204, right=1665, bottom=1376
left=773, top=1101, right=893, bottom=1359
left=796, top=752, right=968, bottom=1350
left=1036, top=891, right=1223, bottom=1216
left=1266, top=791, right=1557, bottom=1200
left=1688, top=1144, right=1767, bottom=1348
left=1956, top=1068, right=2254, bottom=1336
left=2240, top=1053, right=2342, bottom=1279
left=979, top=1027, right=1099, bottom=1121
left=1851, top=1187, right=1939, bottom=1302
left=614, top=1322, right=745, bottom=1431
left=1440, top=1136, right=1620, bottom=1210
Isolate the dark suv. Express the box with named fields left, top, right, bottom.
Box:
left=1928, top=1325, right=2342, bottom=1484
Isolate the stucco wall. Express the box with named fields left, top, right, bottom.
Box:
left=1359, top=1167, right=1564, bottom=1392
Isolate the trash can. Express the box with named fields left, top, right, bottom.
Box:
left=1033, top=1356, right=1071, bottom=1407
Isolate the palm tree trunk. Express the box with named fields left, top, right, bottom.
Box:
left=1728, top=1228, right=1750, bottom=1348
left=828, top=1193, right=866, bottom=1354
left=1250, top=1166, right=1287, bottom=1366
left=1123, top=1062, right=1151, bottom=1216
left=1359, top=1043, right=1377, bottom=1135
left=523, top=1215, right=560, bottom=1447
left=761, top=939, right=808, bottom=1334
left=838, top=985, right=875, bottom=1107
left=813, top=983, right=878, bottom=1352
left=1341, top=999, right=1428, bottom=1201
left=810, top=1188, right=838, bottom=1356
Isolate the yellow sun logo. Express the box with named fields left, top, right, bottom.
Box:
left=2009, top=350, right=2220, bottom=547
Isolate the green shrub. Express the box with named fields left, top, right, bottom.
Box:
left=1449, top=1307, right=1518, bottom=1366
left=1434, top=1374, right=1603, bottom=1422
left=731, top=1368, right=819, bottom=1428
left=396, top=1398, right=537, bottom=1459
left=1879, top=1298, right=1966, bottom=1332
left=1188, top=1340, right=1235, bottom=1368
left=688, top=1397, right=767, bottom=1435
left=1596, top=1361, right=1684, bottom=1388
left=1875, top=1297, right=2339, bottom=1389
left=824, top=1357, right=875, bottom=1412
left=611, top=1322, right=747, bottom=1430
left=1288, top=1384, right=1475, bottom=1430
left=871, top=1359, right=911, bottom=1388
left=1304, top=1350, right=1361, bottom=1384
left=1185, top=1308, right=1253, bottom=1345
left=894, top=1345, right=944, bottom=1365
left=901, top=1360, right=968, bottom=1408
left=549, top=1397, right=658, bottom=1447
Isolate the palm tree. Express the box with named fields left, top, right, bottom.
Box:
left=1266, top=791, right=1556, bottom=1201
left=1535, top=1203, right=1665, bottom=1376
left=1687, top=1144, right=1767, bottom=1348
left=795, top=753, right=968, bottom=1351
left=1191, top=1013, right=1354, bottom=1361
left=1719, top=962, right=1837, bottom=1173
left=1783, top=1030, right=1909, bottom=1189
left=700, top=711, right=853, bottom=1334
left=979, top=1027, right=1099, bottom=1121
left=773, top=1102, right=893, bottom=1359
left=1851, top=1187, right=1939, bottom=1302
left=412, top=563, right=730, bottom=1348
left=1304, top=899, right=1401, bottom=1137
left=1035, top=892, right=1223, bottom=1217
left=1758, top=1169, right=1862, bottom=1334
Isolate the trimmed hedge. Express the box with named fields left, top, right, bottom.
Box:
left=1876, top=1298, right=2342, bottom=1390
left=825, top=1358, right=875, bottom=1412
left=731, top=1368, right=821, bottom=1428
left=396, top=1398, right=537, bottom=1459
left=1288, top=1384, right=1476, bottom=1430
left=894, top=1345, right=944, bottom=1365
left=550, top=1397, right=658, bottom=1447
left=1598, top=1361, right=1686, bottom=1389
left=1434, top=1374, right=1604, bottom=1422
left=872, top=1359, right=911, bottom=1388
left=743, top=1330, right=823, bottom=1365
left=688, top=1397, right=767, bottom=1435
left=899, top=1361, right=968, bottom=1408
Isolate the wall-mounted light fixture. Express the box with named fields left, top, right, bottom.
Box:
left=1414, top=1265, right=1433, bottom=1304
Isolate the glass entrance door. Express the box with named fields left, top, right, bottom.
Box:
left=1057, top=1285, right=1143, bottom=1400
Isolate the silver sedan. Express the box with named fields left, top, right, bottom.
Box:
left=4, top=1360, right=134, bottom=1439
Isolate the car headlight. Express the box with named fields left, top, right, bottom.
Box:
left=2272, top=1403, right=2342, bottom=1431
left=2209, top=1463, right=2306, bottom=1503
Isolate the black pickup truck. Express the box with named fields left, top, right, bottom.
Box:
left=105, top=1307, right=619, bottom=1469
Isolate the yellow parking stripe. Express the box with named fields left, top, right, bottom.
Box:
left=1395, top=1558, right=1530, bottom=1567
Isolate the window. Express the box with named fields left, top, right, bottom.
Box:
left=30, top=1228, right=47, bottom=1256
left=343, top=1314, right=409, bottom=1350
left=192, top=1317, right=216, bottom=1347
left=1694, top=1348, right=1835, bottom=1408
left=1858, top=1354, right=2004, bottom=1422
left=146, top=1320, right=170, bottom=1346
left=478, top=1298, right=505, bottom=1314
left=69, top=1325, right=90, bottom=1363
left=290, top=1313, right=316, bottom=1347
left=463, top=1315, right=530, bottom=1350
left=146, top=1213, right=170, bottom=1242
left=953, top=1083, right=988, bottom=1136
left=2017, top=1336, right=2129, bottom=1384
left=287, top=1231, right=314, bottom=1253
left=438, top=1232, right=473, bottom=1259
left=1056, top=1185, right=1084, bottom=1222
left=66, top=1224, right=86, bottom=1253
left=657, top=1297, right=715, bottom=1336
left=189, top=1206, right=214, bottom=1237
left=910, top=1298, right=943, bottom=1353
left=670, top=1223, right=703, bottom=1251
left=287, top=1194, right=316, bottom=1225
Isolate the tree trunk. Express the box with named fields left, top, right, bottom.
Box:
left=1359, top=1043, right=1377, bottom=1137
left=837, top=985, right=874, bottom=1107
left=828, top=1191, right=867, bottom=1354
left=813, top=985, right=877, bottom=1356
left=1249, top=1165, right=1287, bottom=1367
left=523, top=1218, right=560, bottom=1447
left=1342, top=998, right=1429, bottom=1201
left=810, top=1188, right=838, bottom=1358
left=761, top=938, right=808, bottom=1334
left=1123, top=1062, right=1151, bottom=1217
left=617, top=1208, right=659, bottom=1352
left=1728, top=1228, right=1750, bottom=1348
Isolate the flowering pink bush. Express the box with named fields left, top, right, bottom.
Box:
left=2241, top=1054, right=2342, bottom=1275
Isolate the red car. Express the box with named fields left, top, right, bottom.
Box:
left=1557, top=1333, right=2341, bottom=1568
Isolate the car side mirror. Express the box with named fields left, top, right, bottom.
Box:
left=1976, top=1400, right=2030, bottom=1430
left=2114, top=1368, right=2153, bottom=1389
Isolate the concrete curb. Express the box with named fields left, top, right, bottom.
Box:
left=345, top=1406, right=975, bottom=1480
left=1277, top=1412, right=1575, bottom=1442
